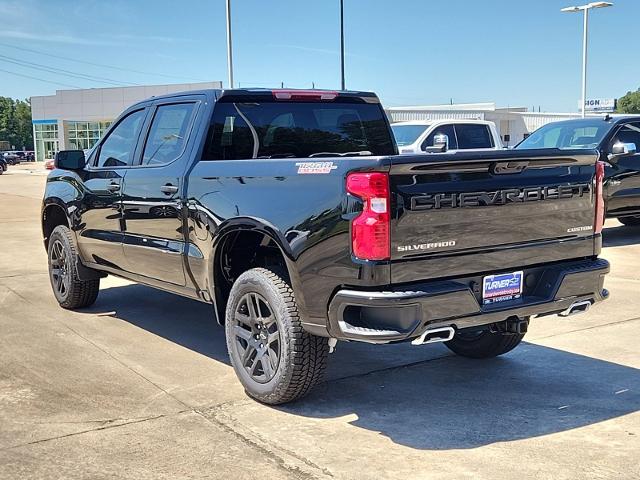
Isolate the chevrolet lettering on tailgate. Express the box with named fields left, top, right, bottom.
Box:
left=410, top=184, right=591, bottom=210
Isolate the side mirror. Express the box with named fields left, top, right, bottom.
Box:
left=608, top=142, right=637, bottom=162
left=54, top=150, right=86, bottom=170
left=424, top=133, right=449, bottom=154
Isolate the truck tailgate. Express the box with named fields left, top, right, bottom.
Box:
left=389, top=149, right=600, bottom=284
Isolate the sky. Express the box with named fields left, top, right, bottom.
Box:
left=0, top=0, right=638, bottom=113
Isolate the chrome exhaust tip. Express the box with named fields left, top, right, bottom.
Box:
left=411, top=326, right=455, bottom=346
left=559, top=300, right=592, bottom=317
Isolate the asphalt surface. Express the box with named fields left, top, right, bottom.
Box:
left=1, top=164, right=638, bottom=479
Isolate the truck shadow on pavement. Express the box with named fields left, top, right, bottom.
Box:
left=92, top=284, right=640, bottom=451
left=603, top=224, right=640, bottom=247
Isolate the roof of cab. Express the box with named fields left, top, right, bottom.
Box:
left=127, top=88, right=380, bottom=109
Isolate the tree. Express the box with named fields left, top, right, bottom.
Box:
left=617, top=89, right=640, bottom=114
left=0, top=97, right=33, bottom=150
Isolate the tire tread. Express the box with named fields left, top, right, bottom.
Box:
left=226, top=267, right=329, bottom=404
left=49, top=225, right=100, bottom=309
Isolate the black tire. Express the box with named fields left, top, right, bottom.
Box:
left=445, top=327, right=525, bottom=359
left=619, top=216, right=640, bottom=227
left=225, top=267, right=329, bottom=405
left=47, top=225, right=100, bottom=309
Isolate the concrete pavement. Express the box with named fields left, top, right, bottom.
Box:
left=0, top=169, right=638, bottom=479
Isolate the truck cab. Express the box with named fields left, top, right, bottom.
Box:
left=391, top=119, right=503, bottom=154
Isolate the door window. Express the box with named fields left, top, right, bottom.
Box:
left=96, top=109, right=145, bottom=167
left=455, top=124, right=494, bottom=149
left=611, top=123, right=640, bottom=151
left=422, top=124, right=457, bottom=150
left=141, top=103, right=196, bottom=165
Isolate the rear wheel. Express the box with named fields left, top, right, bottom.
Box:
left=48, top=225, right=100, bottom=309
left=225, top=267, right=329, bottom=405
left=445, top=327, right=525, bottom=359
left=619, top=216, right=640, bottom=227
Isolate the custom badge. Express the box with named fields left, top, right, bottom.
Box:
left=295, top=162, right=338, bottom=174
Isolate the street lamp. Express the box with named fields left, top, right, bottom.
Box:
left=225, top=0, right=234, bottom=89
left=561, top=2, right=613, bottom=118
left=340, top=0, right=345, bottom=90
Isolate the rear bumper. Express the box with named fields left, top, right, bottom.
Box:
left=327, top=258, right=610, bottom=343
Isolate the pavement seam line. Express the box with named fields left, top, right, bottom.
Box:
left=0, top=412, right=180, bottom=451
left=206, top=403, right=334, bottom=478
left=197, top=405, right=331, bottom=480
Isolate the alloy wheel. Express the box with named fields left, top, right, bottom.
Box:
left=232, top=292, right=281, bottom=383
left=49, top=239, right=71, bottom=298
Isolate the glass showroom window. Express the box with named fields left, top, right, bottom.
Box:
left=66, top=121, right=112, bottom=151
left=34, top=123, right=59, bottom=162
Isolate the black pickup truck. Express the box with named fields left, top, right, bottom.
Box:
left=517, top=115, right=640, bottom=226
left=43, top=89, right=609, bottom=404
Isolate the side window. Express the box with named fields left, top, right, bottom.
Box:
left=141, top=103, right=196, bottom=166
left=96, top=109, right=145, bottom=168
left=202, top=103, right=255, bottom=160
left=455, top=124, right=494, bottom=149
left=611, top=123, right=640, bottom=151
left=422, top=124, right=457, bottom=150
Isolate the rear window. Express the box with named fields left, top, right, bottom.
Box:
left=455, top=124, right=494, bottom=149
left=391, top=124, right=429, bottom=146
left=202, top=101, right=395, bottom=160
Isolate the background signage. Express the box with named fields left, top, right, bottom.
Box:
left=581, top=98, right=617, bottom=113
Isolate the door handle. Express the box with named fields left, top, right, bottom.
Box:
left=107, top=182, right=120, bottom=192
left=160, top=184, right=179, bottom=195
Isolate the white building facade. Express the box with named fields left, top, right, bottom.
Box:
left=386, top=103, right=583, bottom=148
left=30, top=82, right=222, bottom=161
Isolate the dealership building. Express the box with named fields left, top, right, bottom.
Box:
left=31, top=82, right=592, bottom=160
left=30, top=81, right=222, bottom=161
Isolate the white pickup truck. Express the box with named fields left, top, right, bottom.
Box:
left=391, top=119, right=503, bottom=154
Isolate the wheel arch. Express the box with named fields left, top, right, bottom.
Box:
left=208, top=217, right=306, bottom=325
left=42, top=199, right=70, bottom=250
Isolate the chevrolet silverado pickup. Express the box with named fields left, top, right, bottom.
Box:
left=43, top=88, right=609, bottom=404
left=517, top=115, right=640, bottom=226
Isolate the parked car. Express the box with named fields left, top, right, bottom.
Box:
left=517, top=115, right=640, bottom=226
left=43, top=88, right=609, bottom=404
left=391, top=119, right=503, bottom=154
left=0, top=156, right=7, bottom=174
left=2, top=151, right=20, bottom=165
left=44, top=159, right=55, bottom=170
left=17, top=151, right=35, bottom=161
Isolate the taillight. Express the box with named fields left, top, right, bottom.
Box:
left=346, top=172, right=390, bottom=261
left=594, top=160, right=605, bottom=234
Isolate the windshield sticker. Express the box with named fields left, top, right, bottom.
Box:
left=296, top=162, right=338, bottom=174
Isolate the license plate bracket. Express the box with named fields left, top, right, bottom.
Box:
left=482, top=271, right=524, bottom=305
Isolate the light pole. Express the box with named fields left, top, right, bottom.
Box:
left=561, top=2, right=613, bottom=118
left=225, top=0, right=234, bottom=89
left=340, top=0, right=345, bottom=90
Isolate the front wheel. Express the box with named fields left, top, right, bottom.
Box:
left=225, top=267, right=329, bottom=405
left=445, top=327, right=525, bottom=359
left=619, top=216, right=640, bottom=227
left=48, top=225, right=100, bottom=309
